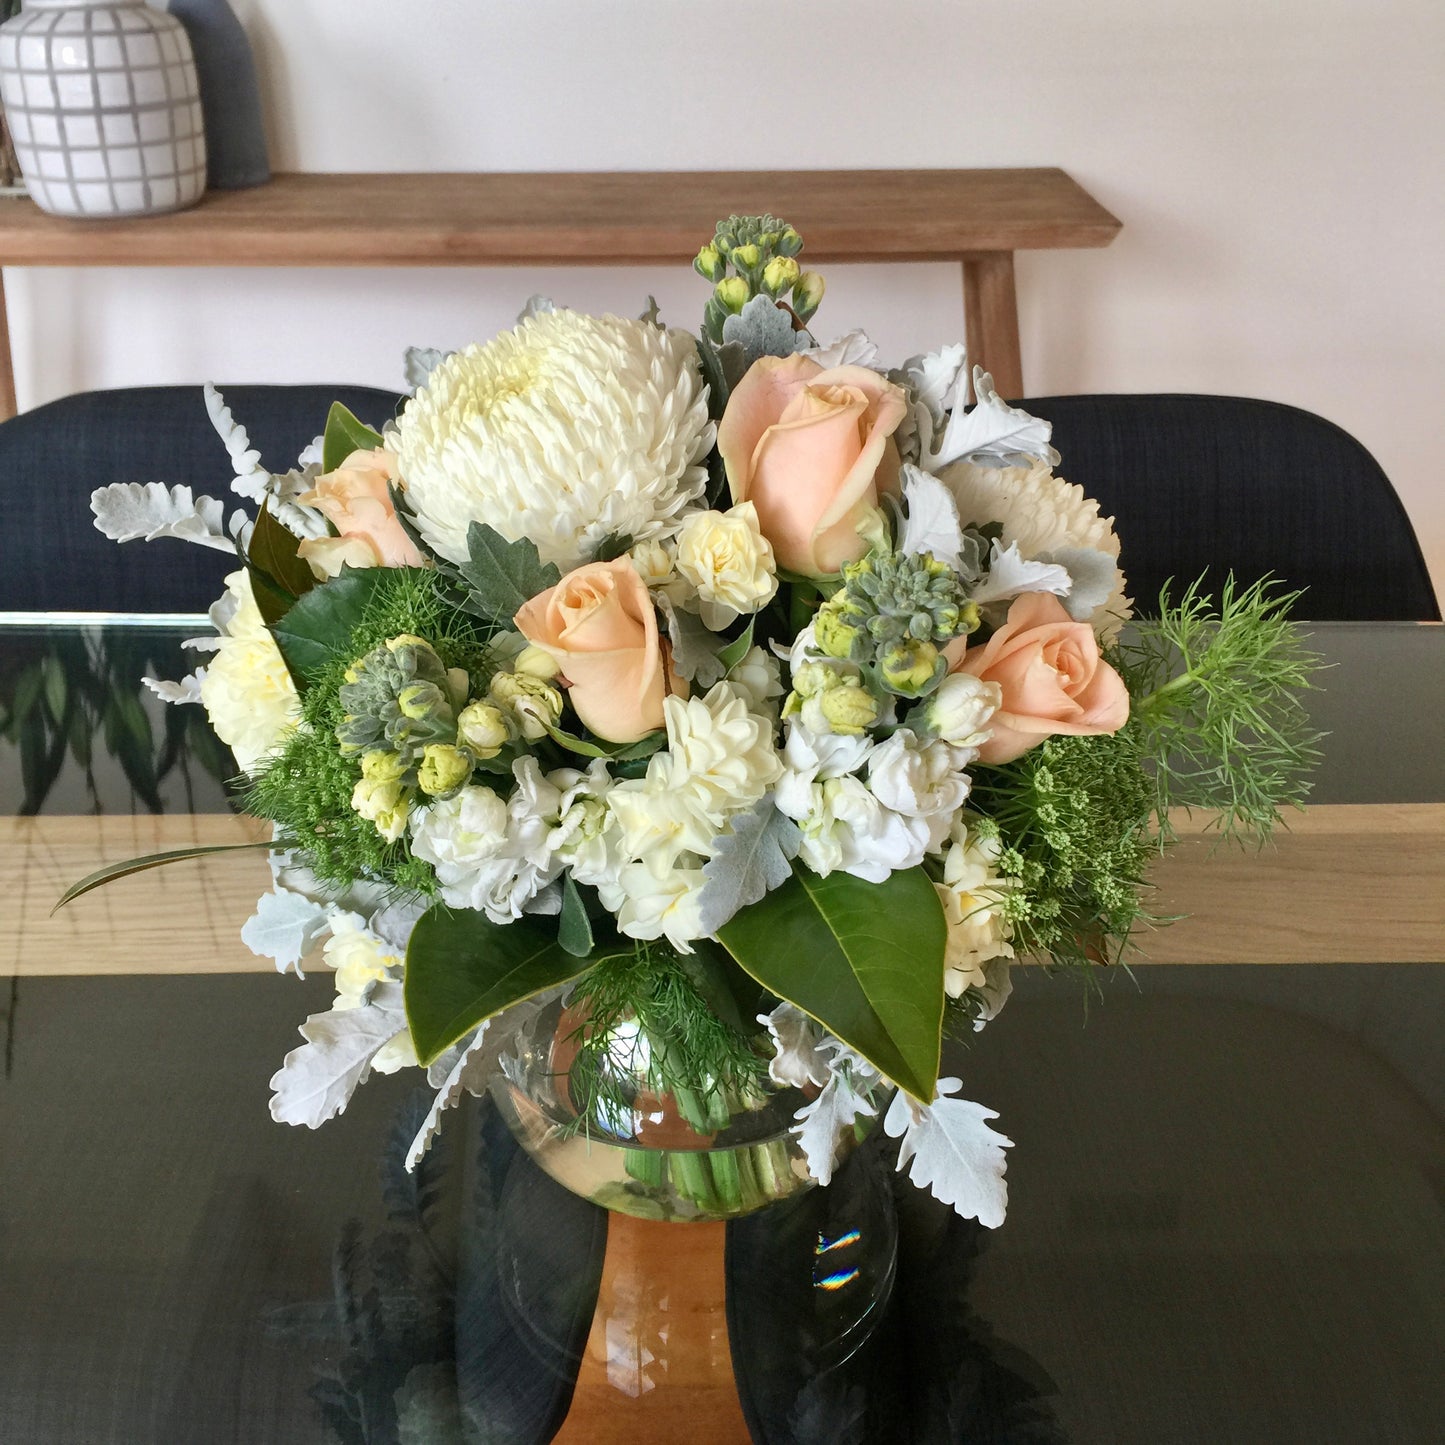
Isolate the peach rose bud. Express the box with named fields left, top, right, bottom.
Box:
left=717, top=355, right=907, bottom=577
left=514, top=557, right=677, bottom=743
left=298, top=447, right=428, bottom=579
left=956, top=592, right=1130, bottom=764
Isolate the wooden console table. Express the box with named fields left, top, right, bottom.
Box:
left=0, top=168, right=1121, bottom=420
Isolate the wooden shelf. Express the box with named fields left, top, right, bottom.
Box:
left=0, top=168, right=1122, bottom=416
left=0, top=168, right=1119, bottom=267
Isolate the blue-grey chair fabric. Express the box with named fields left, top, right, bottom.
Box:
left=1017, top=394, right=1439, bottom=620
left=0, top=385, right=405, bottom=613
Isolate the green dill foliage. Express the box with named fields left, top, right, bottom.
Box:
left=564, top=943, right=768, bottom=1136
left=969, top=731, right=1157, bottom=971
left=248, top=567, right=492, bottom=891
left=1114, top=575, right=1324, bottom=846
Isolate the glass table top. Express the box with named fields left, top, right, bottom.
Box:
left=2, top=619, right=1443, bottom=1443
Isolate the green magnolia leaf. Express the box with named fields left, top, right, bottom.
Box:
left=404, top=903, right=596, bottom=1065
left=458, top=522, right=561, bottom=624
left=322, top=402, right=385, bottom=474
left=54, top=840, right=275, bottom=913
left=718, top=618, right=756, bottom=674
left=558, top=874, right=595, bottom=958
left=717, top=864, right=947, bottom=1102
left=248, top=500, right=316, bottom=610
left=540, top=717, right=666, bottom=762
left=271, top=565, right=430, bottom=683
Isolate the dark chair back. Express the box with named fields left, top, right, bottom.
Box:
left=0, top=385, right=405, bottom=613
left=1018, top=394, right=1439, bottom=620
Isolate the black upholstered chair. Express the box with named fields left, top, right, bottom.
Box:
left=1018, top=394, right=1439, bottom=620
left=0, top=385, right=405, bottom=613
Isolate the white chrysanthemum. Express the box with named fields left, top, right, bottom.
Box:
left=322, top=913, right=416, bottom=1074
left=660, top=680, right=783, bottom=819
left=935, top=820, right=1015, bottom=998
left=394, top=311, right=715, bottom=568
left=198, top=570, right=301, bottom=775
left=936, top=459, right=1132, bottom=634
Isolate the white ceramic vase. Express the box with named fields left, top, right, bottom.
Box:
left=0, top=0, right=205, bottom=218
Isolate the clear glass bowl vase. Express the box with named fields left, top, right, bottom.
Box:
left=490, top=989, right=865, bottom=1222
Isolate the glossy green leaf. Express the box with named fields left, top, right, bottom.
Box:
left=558, top=875, right=595, bottom=958
left=271, top=565, right=431, bottom=683
left=717, top=864, right=947, bottom=1102
left=717, top=618, right=756, bottom=674
left=247, top=500, right=316, bottom=617
left=540, top=717, right=666, bottom=762
left=458, top=522, right=561, bottom=624
left=54, top=840, right=275, bottom=913
left=321, top=402, right=385, bottom=474
left=404, top=904, right=597, bottom=1066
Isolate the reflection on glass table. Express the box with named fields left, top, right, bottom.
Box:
left=1, top=619, right=1442, bottom=1443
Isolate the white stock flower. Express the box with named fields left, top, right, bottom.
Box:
left=673, top=501, right=778, bottom=629
left=935, top=458, right=1131, bottom=636
left=935, top=820, right=1015, bottom=997
left=917, top=673, right=1001, bottom=753
left=322, top=913, right=416, bottom=1074
left=549, top=759, right=618, bottom=887
left=409, top=784, right=509, bottom=892
left=782, top=774, right=930, bottom=884
left=198, top=570, right=300, bottom=775
left=867, top=729, right=972, bottom=852
left=773, top=718, right=873, bottom=820
left=661, top=681, right=783, bottom=818
left=725, top=645, right=784, bottom=722
left=394, top=311, right=714, bottom=569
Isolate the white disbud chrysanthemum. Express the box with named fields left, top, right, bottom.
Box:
left=867, top=729, right=972, bottom=852
left=936, top=458, right=1132, bottom=635
left=934, top=819, right=1015, bottom=997
left=660, top=681, right=783, bottom=820
left=322, top=912, right=417, bottom=1073
left=673, top=501, right=778, bottom=630
left=198, top=570, right=301, bottom=775
left=394, top=311, right=715, bottom=569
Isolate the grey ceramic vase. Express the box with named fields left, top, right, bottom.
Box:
left=164, top=0, right=267, bottom=189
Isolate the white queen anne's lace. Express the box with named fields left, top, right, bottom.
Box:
left=394, top=311, right=715, bottom=569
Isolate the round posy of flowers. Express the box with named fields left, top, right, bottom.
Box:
left=394, top=310, right=715, bottom=569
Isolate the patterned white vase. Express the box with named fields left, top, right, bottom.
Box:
left=0, top=0, right=205, bottom=218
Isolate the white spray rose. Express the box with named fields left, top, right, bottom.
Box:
left=673, top=501, right=779, bottom=629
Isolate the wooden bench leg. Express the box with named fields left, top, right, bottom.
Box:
left=0, top=270, right=15, bottom=421
left=962, top=251, right=1023, bottom=401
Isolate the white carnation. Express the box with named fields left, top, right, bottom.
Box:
left=198, top=570, right=300, bottom=775
left=394, top=310, right=714, bottom=569
left=673, top=501, right=778, bottom=629
left=936, top=458, right=1131, bottom=634
left=867, top=729, right=972, bottom=852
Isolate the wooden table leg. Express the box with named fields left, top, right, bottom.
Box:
left=0, top=269, right=15, bottom=421
left=962, top=251, right=1024, bottom=400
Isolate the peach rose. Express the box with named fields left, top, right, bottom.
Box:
left=514, top=557, right=677, bottom=743
left=717, top=354, right=907, bottom=577
left=298, top=448, right=428, bottom=578
left=955, top=592, right=1130, bottom=764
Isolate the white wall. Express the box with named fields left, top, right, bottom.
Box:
left=12, top=0, right=1444, bottom=601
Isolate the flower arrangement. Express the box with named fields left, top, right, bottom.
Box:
left=77, top=216, right=1320, bottom=1227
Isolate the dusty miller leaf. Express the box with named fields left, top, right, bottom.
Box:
left=204, top=382, right=273, bottom=502
left=458, top=522, right=561, bottom=623
left=657, top=592, right=726, bottom=687
left=404, top=346, right=452, bottom=394
left=269, top=982, right=408, bottom=1129
left=793, top=1068, right=879, bottom=1186
left=722, top=293, right=811, bottom=368
left=898, top=465, right=965, bottom=569
left=697, top=801, right=802, bottom=935
left=885, top=1076, right=1013, bottom=1227
left=971, top=539, right=1072, bottom=604
left=142, top=672, right=203, bottom=705
left=804, top=329, right=882, bottom=370
left=91, top=483, right=243, bottom=554
left=241, top=885, right=332, bottom=975
left=929, top=368, right=1059, bottom=470
left=759, top=1000, right=832, bottom=1090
